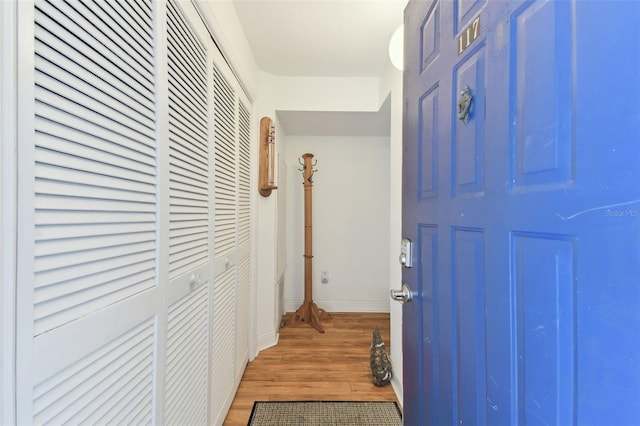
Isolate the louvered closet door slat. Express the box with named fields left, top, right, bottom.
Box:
left=170, top=163, right=208, bottom=191
left=35, top=223, right=156, bottom=243
left=238, top=102, right=251, bottom=248
left=165, top=285, right=209, bottom=426
left=48, top=0, right=153, bottom=77
left=167, top=1, right=206, bottom=73
left=167, top=90, right=207, bottom=142
left=167, top=0, right=209, bottom=281
left=166, top=53, right=207, bottom=111
left=34, top=40, right=155, bottom=129
left=35, top=7, right=154, bottom=98
left=168, top=139, right=208, bottom=166
left=36, top=66, right=155, bottom=139
left=168, top=108, right=207, bottom=151
left=35, top=4, right=154, bottom=108
left=32, top=0, right=157, bottom=337
left=34, top=164, right=153, bottom=198
left=102, top=0, right=153, bottom=37
left=34, top=230, right=155, bottom=257
left=235, top=256, right=250, bottom=376
left=34, top=266, right=156, bottom=310
left=213, top=65, right=238, bottom=259
left=73, top=0, right=154, bottom=69
left=168, top=221, right=208, bottom=234
left=32, top=319, right=155, bottom=425
left=34, top=238, right=155, bottom=272
left=167, top=63, right=207, bottom=117
left=211, top=268, right=236, bottom=422
left=33, top=93, right=155, bottom=157
left=35, top=180, right=156, bottom=205
left=34, top=275, right=156, bottom=335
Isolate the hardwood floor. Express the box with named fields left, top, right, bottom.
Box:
left=223, top=312, right=399, bottom=425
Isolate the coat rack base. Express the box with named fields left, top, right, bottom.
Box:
left=286, top=301, right=332, bottom=333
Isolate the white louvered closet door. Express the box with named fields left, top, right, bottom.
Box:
left=164, top=1, right=212, bottom=424
left=210, top=55, right=252, bottom=425
left=16, top=0, right=252, bottom=424
left=17, top=0, right=160, bottom=423
left=236, top=102, right=252, bottom=379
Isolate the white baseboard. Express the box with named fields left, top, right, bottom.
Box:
left=391, top=374, right=403, bottom=407
left=284, top=299, right=390, bottom=314
left=257, top=329, right=279, bottom=352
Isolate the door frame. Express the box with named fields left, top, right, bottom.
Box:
left=0, top=0, right=17, bottom=423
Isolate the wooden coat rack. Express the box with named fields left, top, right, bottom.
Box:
left=286, top=153, right=331, bottom=332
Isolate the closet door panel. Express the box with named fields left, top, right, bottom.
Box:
left=17, top=1, right=252, bottom=423
left=32, top=0, right=158, bottom=335
left=210, top=268, right=236, bottom=424
left=164, top=0, right=212, bottom=422
left=210, top=55, right=253, bottom=422
left=235, top=101, right=252, bottom=376
left=166, top=0, right=211, bottom=282
left=211, top=63, right=238, bottom=425
left=165, top=285, right=209, bottom=426
left=18, top=0, right=160, bottom=422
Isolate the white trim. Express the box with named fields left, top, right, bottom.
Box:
left=192, top=0, right=256, bottom=103
left=391, top=375, right=403, bottom=408
left=248, top=101, right=260, bottom=361
left=152, top=1, right=169, bottom=423
left=0, top=1, right=17, bottom=423
left=284, top=300, right=391, bottom=314
left=15, top=1, right=36, bottom=422
left=257, top=330, right=279, bottom=352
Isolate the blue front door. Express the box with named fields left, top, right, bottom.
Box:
left=401, top=1, right=640, bottom=424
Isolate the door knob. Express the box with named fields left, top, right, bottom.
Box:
left=390, top=283, right=412, bottom=304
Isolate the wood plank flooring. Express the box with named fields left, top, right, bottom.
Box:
left=223, top=312, right=399, bottom=425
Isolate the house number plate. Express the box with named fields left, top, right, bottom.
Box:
left=458, top=16, right=480, bottom=55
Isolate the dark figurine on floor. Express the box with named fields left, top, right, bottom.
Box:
left=370, top=327, right=392, bottom=386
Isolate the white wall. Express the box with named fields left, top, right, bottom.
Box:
left=254, top=71, right=387, bottom=350
left=253, top=72, right=282, bottom=349
left=379, top=61, right=404, bottom=403
left=283, top=136, right=390, bottom=312
left=258, top=68, right=404, bottom=403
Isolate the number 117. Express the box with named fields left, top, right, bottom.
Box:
left=458, top=16, right=480, bottom=54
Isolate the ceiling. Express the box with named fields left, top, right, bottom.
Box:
left=232, top=0, right=406, bottom=137
left=277, top=95, right=390, bottom=136
left=232, top=0, right=407, bottom=77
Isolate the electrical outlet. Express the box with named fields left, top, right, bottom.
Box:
left=321, top=271, right=329, bottom=284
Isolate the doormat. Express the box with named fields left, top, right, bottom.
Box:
left=247, top=401, right=402, bottom=426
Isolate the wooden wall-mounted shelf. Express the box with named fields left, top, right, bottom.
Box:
left=258, top=117, right=277, bottom=197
